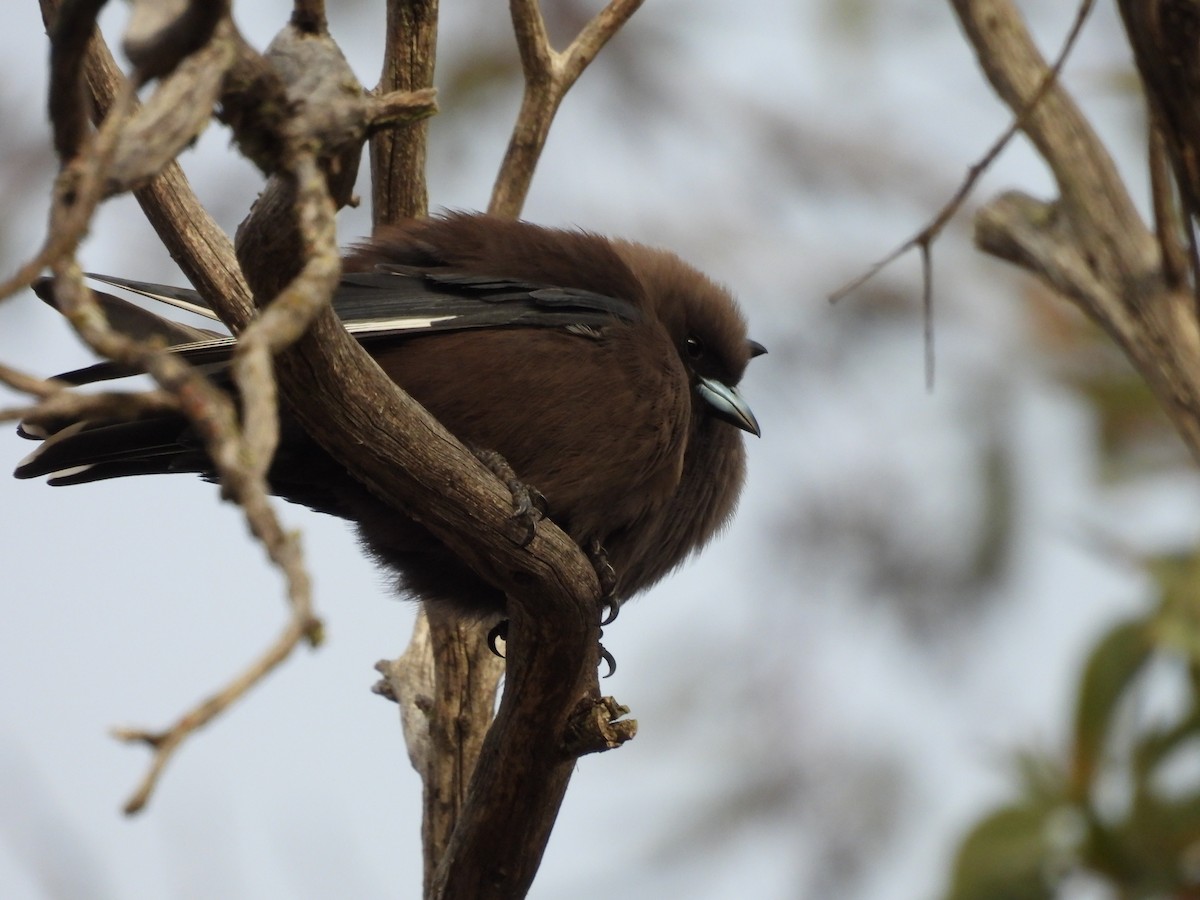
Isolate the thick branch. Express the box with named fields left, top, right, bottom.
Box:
left=223, top=19, right=626, bottom=897
left=372, top=0, right=439, bottom=222
left=1118, top=1, right=1200, bottom=221
left=950, top=0, right=1200, bottom=465
left=950, top=0, right=1157, bottom=295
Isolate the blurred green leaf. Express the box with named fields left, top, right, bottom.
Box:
left=1098, top=787, right=1200, bottom=893
left=1070, top=619, right=1154, bottom=799
left=948, top=556, right=1200, bottom=895
left=1148, top=552, right=1200, bottom=665
left=945, top=801, right=1068, bottom=900
left=1133, top=707, right=1200, bottom=784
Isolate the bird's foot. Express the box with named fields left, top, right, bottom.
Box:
left=472, top=447, right=548, bottom=547
left=586, top=539, right=620, bottom=625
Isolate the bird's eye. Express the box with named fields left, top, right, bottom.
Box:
left=685, top=336, right=705, bottom=360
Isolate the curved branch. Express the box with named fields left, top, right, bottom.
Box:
left=34, top=0, right=323, bottom=814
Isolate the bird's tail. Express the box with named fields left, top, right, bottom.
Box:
left=14, top=277, right=225, bottom=485
left=14, top=417, right=210, bottom=484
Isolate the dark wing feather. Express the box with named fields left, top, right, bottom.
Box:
left=53, top=269, right=642, bottom=386
left=52, top=336, right=238, bottom=386
left=14, top=417, right=204, bottom=481
left=333, top=269, right=642, bottom=332
left=79, top=275, right=221, bottom=321
left=32, top=278, right=223, bottom=344
left=87, top=270, right=643, bottom=332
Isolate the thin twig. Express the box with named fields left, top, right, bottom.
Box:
left=561, top=0, right=643, bottom=82
left=113, top=608, right=318, bottom=814
left=828, top=0, right=1096, bottom=306
left=106, top=84, right=352, bottom=820
left=0, top=364, right=68, bottom=400
left=0, top=387, right=179, bottom=430
left=921, top=244, right=934, bottom=390
left=26, top=0, right=329, bottom=814
left=228, top=153, right=338, bottom=481
left=0, top=53, right=137, bottom=301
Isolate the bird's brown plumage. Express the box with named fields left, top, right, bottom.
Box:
left=14, top=213, right=761, bottom=617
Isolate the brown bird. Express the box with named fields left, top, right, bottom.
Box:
left=14, top=213, right=762, bottom=620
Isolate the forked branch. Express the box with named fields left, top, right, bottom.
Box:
left=489, top=0, right=644, bottom=217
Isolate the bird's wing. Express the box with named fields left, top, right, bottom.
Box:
left=31, top=279, right=223, bottom=344
left=44, top=271, right=642, bottom=386
left=336, top=268, right=643, bottom=335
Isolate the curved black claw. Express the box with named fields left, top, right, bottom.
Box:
left=600, top=601, right=620, bottom=627
left=473, top=447, right=546, bottom=547
left=487, top=620, right=508, bottom=659
left=598, top=642, right=617, bottom=678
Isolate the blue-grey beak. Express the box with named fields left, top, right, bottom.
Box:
left=697, top=377, right=760, bottom=437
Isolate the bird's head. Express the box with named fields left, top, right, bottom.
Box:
left=614, top=241, right=763, bottom=438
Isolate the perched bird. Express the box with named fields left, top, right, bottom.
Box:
left=14, top=213, right=762, bottom=619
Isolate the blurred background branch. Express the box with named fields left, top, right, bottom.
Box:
left=944, top=1, right=1200, bottom=895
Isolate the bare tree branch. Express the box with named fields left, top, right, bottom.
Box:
left=829, top=0, right=1096, bottom=389
left=372, top=0, right=440, bottom=223
left=123, top=0, right=225, bottom=83
left=111, top=596, right=320, bottom=814
left=489, top=0, right=643, bottom=218
left=0, top=373, right=177, bottom=426
left=829, top=0, right=1095, bottom=305
left=367, top=4, right=509, bottom=891
left=1148, top=125, right=1191, bottom=290
left=31, top=0, right=323, bottom=813
left=952, top=0, right=1154, bottom=289
left=1117, top=0, right=1200, bottom=301
left=948, top=0, right=1200, bottom=464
